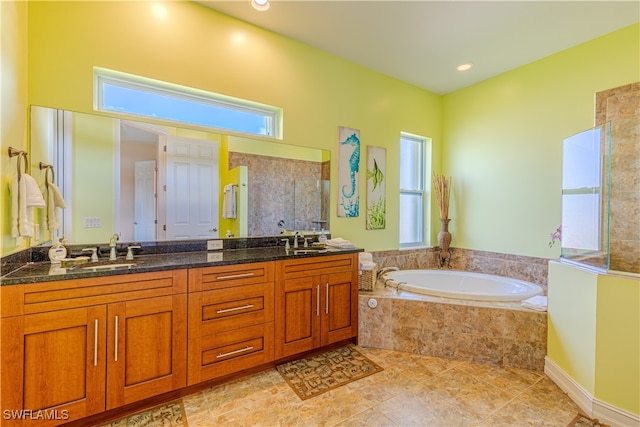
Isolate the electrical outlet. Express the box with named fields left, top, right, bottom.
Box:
left=207, top=239, right=223, bottom=250
left=207, top=252, right=223, bottom=262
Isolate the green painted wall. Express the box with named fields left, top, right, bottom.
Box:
left=71, top=113, right=115, bottom=243
left=1, top=0, right=29, bottom=257
left=548, top=261, right=640, bottom=417
left=595, top=274, right=640, bottom=415
left=25, top=0, right=442, bottom=253
left=547, top=261, right=598, bottom=394
left=442, top=24, right=639, bottom=259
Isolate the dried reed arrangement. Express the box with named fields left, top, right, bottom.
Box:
left=432, top=173, right=451, bottom=220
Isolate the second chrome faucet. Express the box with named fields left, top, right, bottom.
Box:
left=109, top=233, right=120, bottom=260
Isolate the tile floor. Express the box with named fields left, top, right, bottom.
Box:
left=181, top=346, right=583, bottom=426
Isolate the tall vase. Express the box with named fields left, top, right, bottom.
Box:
left=437, top=218, right=452, bottom=255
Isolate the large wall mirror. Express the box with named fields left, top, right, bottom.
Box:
left=30, top=106, right=330, bottom=246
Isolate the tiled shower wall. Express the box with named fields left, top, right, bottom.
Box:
left=595, top=82, right=639, bottom=274
left=229, top=153, right=328, bottom=236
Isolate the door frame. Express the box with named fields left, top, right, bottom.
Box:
left=115, top=120, right=169, bottom=240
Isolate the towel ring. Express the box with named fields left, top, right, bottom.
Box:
left=39, top=162, right=55, bottom=184
left=8, top=147, right=28, bottom=179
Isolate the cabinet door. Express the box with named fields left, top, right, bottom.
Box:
left=321, top=271, right=358, bottom=346
left=1, top=306, right=106, bottom=427
left=106, top=294, right=187, bottom=409
left=275, top=275, right=321, bottom=358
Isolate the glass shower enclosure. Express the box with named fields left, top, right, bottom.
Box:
left=561, top=116, right=639, bottom=275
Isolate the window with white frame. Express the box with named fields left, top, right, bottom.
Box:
left=94, top=68, right=282, bottom=138
left=399, top=133, right=430, bottom=248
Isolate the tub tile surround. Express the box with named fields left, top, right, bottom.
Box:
left=371, top=246, right=550, bottom=288
left=359, top=246, right=548, bottom=371
left=359, top=294, right=547, bottom=372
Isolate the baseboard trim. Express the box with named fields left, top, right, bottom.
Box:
left=544, top=357, right=593, bottom=416
left=593, top=398, right=640, bottom=427
left=544, top=357, right=640, bottom=426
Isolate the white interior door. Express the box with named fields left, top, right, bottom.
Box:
left=134, top=160, right=156, bottom=241
left=165, top=136, right=220, bottom=239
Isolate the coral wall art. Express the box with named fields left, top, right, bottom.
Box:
left=337, top=127, right=360, bottom=217
left=366, top=146, right=386, bottom=229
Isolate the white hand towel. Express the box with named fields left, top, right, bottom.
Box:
left=359, top=261, right=376, bottom=270
left=521, top=295, right=547, bottom=312
left=10, top=175, right=20, bottom=238
left=222, top=184, right=236, bottom=219
left=24, top=174, right=46, bottom=209
left=326, top=237, right=356, bottom=249
left=359, top=252, right=373, bottom=263
left=41, top=175, right=67, bottom=232
left=12, top=173, right=45, bottom=238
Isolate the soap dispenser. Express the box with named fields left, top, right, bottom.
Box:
left=48, top=237, right=68, bottom=264
left=318, top=228, right=327, bottom=246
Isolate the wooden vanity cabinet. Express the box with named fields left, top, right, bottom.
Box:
left=187, top=262, right=275, bottom=385
left=275, top=253, right=358, bottom=359
left=0, top=270, right=187, bottom=427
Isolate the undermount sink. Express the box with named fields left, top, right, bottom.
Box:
left=80, top=263, right=138, bottom=271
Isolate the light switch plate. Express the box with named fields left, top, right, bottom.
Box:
left=207, top=239, right=223, bottom=250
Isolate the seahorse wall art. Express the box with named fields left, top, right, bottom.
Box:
left=337, top=127, right=360, bottom=217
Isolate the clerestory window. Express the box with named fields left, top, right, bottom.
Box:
left=94, top=67, right=282, bottom=138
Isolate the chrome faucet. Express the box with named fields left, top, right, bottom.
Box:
left=109, top=233, right=119, bottom=261
left=376, top=266, right=399, bottom=280
left=83, top=247, right=99, bottom=262
left=126, top=245, right=141, bottom=261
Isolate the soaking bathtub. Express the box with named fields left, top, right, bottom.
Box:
left=380, top=269, right=543, bottom=302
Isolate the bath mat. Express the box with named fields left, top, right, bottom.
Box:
left=276, top=345, right=383, bottom=400
left=100, top=400, right=187, bottom=427
left=567, top=413, right=610, bottom=427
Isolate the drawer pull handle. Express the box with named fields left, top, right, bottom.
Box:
left=216, top=346, right=254, bottom=359
left=217, top=272, right=255, bottom=280
left=93, top=319, right=98, bottom=367
left=114, top=315, right=119, bottom=362
left=216, top=304, right=254, bottom=314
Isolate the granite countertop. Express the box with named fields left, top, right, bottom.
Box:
left=0, top=246, right=363, bottom=286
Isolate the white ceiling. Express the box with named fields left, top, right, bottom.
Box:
left=197, top=1, right=639, bottom=95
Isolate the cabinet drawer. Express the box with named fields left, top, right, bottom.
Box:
left=188, top=262, right=274, bottom=292
left=276, top=254, right=357, bottom=280
left=1, top=270, right=187, bottom=317
left=188, top=323, right=274, bottom=384
left=189, top=282, right=274, bottom=335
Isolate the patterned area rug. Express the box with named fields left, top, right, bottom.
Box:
left=567, top=414, right=610, bottom=427
left=100, top=400, right=187, bottom=427
left=276, top=345, right=384, bottom=400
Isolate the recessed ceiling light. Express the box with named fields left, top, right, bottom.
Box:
left=457, top=63, right=473, bottom=71
left=152, top=2, right=168, bottom=19
left=250, top=0, right=270, bottom=11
